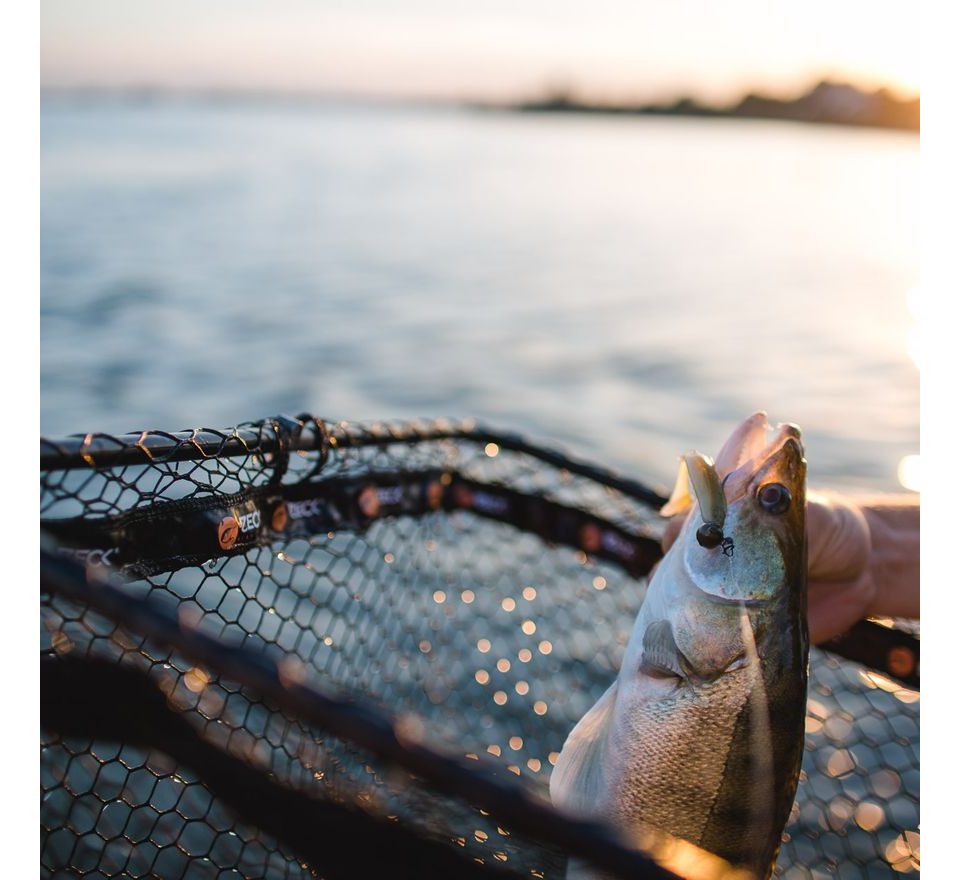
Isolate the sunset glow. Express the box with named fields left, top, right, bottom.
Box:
left=41, top=0, right=918, bottom=102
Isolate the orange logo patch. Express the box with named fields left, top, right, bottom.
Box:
left=426, top=481, right=444, bottom=510
left=218, top=515, right=240, bottom=550
left=358, top=485, right=380, bottom=518
left=451, top=484, right=474, bottom=508
left=887, top=645, right=916, bottom=678
left=271, top=503, right=288, bottom=532
left=578, top=522, right=602, bottom=553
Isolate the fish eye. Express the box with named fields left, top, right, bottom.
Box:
left=757, top=482, right=791, bottom=514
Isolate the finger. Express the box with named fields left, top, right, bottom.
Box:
left=806, top=572, right=876, bottom=645
left=806, top=493, right=870, bottom=582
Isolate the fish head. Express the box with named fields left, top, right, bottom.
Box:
left=669, top=413, right=806, bottom=607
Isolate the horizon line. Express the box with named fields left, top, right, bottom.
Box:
left=38, top=75, right=920, bottom=108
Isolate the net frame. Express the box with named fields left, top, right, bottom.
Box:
left=40, top=414, right=920, bottom=879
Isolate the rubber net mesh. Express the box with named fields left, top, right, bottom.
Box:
left=40, top=417, right=919, bottom=879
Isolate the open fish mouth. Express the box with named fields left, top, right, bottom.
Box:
left=716, top=413, right=804, bottom=501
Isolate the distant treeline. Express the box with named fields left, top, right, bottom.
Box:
left=507, top=81, right=919, bottom=132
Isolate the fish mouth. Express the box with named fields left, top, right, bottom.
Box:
left=717, top=415, right=804, bottom=501
left=714, top=411, right=771, bottom=478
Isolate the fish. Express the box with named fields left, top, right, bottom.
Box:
left=550, top=413, right=808, bottom=880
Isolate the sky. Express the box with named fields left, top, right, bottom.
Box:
left=41, top=1, right=919, bottom=104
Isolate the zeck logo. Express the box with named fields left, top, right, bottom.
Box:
left=237, top=510, right=261, bottom=533
left=58, top=547, right=117, bottom=567
left=286, top=499, right=322, bottom=520
left=471, top=490, right=509, bottom=516
left=377, top=485, right=404, bottom=505
left=219, top=509, right=262, bottom=549
left=601, top=530, right=635, bottom=559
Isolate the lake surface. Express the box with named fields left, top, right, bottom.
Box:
left=40, top=98, right=919, bottom=493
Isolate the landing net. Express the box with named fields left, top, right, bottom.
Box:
left=40, top=415, right=920, bottom=879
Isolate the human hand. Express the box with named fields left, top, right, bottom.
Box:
left=803, top=492, right=875, bottom=644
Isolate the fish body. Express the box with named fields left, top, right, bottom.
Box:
left=551, top=414, right=808, bottom=879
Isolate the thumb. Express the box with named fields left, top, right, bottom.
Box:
left=806, top=491, right=870, bottom=582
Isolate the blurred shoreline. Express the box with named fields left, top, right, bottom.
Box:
left=499, top=80, right=919, bottom=133
left=41, top=78, right=919, bottom=133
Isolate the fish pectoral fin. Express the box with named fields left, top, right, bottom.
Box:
left=723, top=652, right=749, bottom=673
left=639, top=619, right=691, bottom=680
left=549, top=680, right=618, bottom=816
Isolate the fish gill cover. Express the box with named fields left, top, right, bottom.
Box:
left=39, top=414, right=919, bottom=879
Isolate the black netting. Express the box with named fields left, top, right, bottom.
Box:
left=40, top=415, right=919, bottom=879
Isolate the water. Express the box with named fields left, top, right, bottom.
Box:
left=40, top=97, right=919, bottom=493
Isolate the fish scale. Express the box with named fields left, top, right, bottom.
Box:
left=608, top=671, right=753, bottom=844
